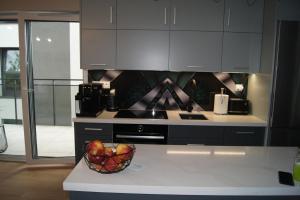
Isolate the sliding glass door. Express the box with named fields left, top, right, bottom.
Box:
left=0, top=21, right=25, bottom=158
left=26, top=21, right=82, bottom=159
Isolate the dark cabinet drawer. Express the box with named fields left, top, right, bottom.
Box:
left=168, top=125, right=223, bottom=145
left=75, top=123, right=113, bottom=138
left=223, top=126, right=265, bottom=146
left=74, top=123, right=113, bottom=163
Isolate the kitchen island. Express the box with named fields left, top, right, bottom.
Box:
left=63, top=145, right=300, bottom=200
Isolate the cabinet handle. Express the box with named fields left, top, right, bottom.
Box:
left=227, top=8, right=231, bottom=27
left=173, top=7, right=176, bottom=25
left=89, top=64, right=107, bottom=66
left=186, top=66, right=204, bottom=68
left=85, top=128, right=103, bottom=131
left=233, top=66, right=248, bottom=70
left=235, top=131, right=255, bottom=135
left=164, top=7, right=167, bottom=25
left=115, top=135, right=164, bottom=140
left=109, top=6, right=113, bottom=24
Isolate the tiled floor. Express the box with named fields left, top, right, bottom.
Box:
left=1, top=124, right=75, bottom=157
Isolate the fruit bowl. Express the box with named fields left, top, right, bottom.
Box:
left=83, top=140, right=135, bottom=174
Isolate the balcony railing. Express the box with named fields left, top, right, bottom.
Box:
left=0, top=78, right=83, bottom=126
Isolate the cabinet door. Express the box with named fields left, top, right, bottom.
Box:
left=169, top=31, right=222, bottom=72
left=171, top=0, right=224, bottom=31
left=81, top=0, right=116, bottom=29
left=224, top=0, right=264, bottom=33
left=74, top=123, right=113, bottom=163
left=81, top=30, right=116, bottom=69
left=223, top=126, right=265, bottom=146
left=117, top=30, right=169, bottom=70
left=168, top=125, right=223, bottom=145
left=222, top=32, right=262, bottom=73
left=117, top=0, right=170, bottom=30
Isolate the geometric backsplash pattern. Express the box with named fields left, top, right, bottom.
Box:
left=88, top=70, right=248, bottom=111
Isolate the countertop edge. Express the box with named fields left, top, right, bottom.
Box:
left=72, top=118, right=267, bottom=127
left=63, top=183, right=300, bottom=196
left=73, top=111, right=267, bottom=127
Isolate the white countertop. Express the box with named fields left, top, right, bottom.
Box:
left=73, top=110, right=267, bottom=127
left=63, top=145, right=299, bottom=196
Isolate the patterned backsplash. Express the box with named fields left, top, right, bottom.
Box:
left=88, top=70, right=248, bottom=111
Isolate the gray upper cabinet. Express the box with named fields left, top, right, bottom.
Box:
left=224, top=0, right=264, bottom=33
left=117, top=30, right=169, bottom=70
left=170, top=31, right=222, bottom=72
left=222, top=32, right=262, bottom=72
left=81, top=0, right=116, bottom=29
left=170, top=0, right=224, bottom=31
left=117, top=0, right=171, bottom=30
left=81, top=30, right=116, bottom=69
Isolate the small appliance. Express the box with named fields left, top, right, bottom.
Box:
left=228, top=98, right=249, bottom=115
left=75, top=83, right=103, bottom=117
left=213, top=88, right=229, bottom=114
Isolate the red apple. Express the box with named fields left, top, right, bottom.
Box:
left=88, top=154, right=105, bottom=164
left=115, top=144, right=133, bottom=162
left=104, top=147, right=114, bottom=157
left=87, top=140, right=104, bottom=156
left=104, top=158, right=118, bottom=172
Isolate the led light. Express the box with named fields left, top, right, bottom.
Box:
left=47, top=38, right=52, bottom=42
left=214, top=151, right=246, bottom=156
left=36, top=37, right=41, bottom=42
left=235, top=84, right=244, bottom=92
left=167, top=150, right=211, bottom=155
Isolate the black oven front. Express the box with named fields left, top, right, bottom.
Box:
left=113, top=124, right=168, bottom=144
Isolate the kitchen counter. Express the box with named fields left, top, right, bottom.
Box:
left=63, top=145, right=299, bottom=199
left=73, top=110, right=267, bottom=127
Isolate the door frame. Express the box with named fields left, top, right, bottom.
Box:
left=0, top=11, right=79, bottom=164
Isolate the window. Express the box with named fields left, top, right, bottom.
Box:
left=0, top=48, right=20, bottom=97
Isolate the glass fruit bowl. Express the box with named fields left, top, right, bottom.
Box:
left=83, top=140, right=135, bottom=174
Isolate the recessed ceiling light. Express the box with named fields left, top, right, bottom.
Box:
left=36, top=37, right=41, bottom=42
left=47, top=38, right=52, bottom=42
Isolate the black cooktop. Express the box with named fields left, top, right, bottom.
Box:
left=114, top=110, right=168, bottom=119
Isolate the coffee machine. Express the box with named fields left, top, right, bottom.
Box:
left=75, top=83, right=103, bottom=117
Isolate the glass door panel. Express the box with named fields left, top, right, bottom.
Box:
left=0, top=22, right=25, bottom=157
left=27, top=21, right=81, bottom=158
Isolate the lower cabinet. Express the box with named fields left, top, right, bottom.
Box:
left=168, top=126, right=224, bottom=145
left=168, top=125, right=265, bottom=146
left=74, top=123, right=265, bottom=163
left=223, top=126, right=265, bottom=146
left=74, top=122, right=113, bottom=163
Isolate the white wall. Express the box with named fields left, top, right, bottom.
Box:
left=0, top=24, right=18, bottom=47
left=70, top=23, right=81, bottom=120
left=247, top=74, right=272, bottom=121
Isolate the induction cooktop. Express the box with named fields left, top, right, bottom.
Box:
left=114, top=110, right=168, bottom=119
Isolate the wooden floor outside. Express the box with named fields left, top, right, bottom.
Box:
left=0, top=161, right=73, bottom=200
